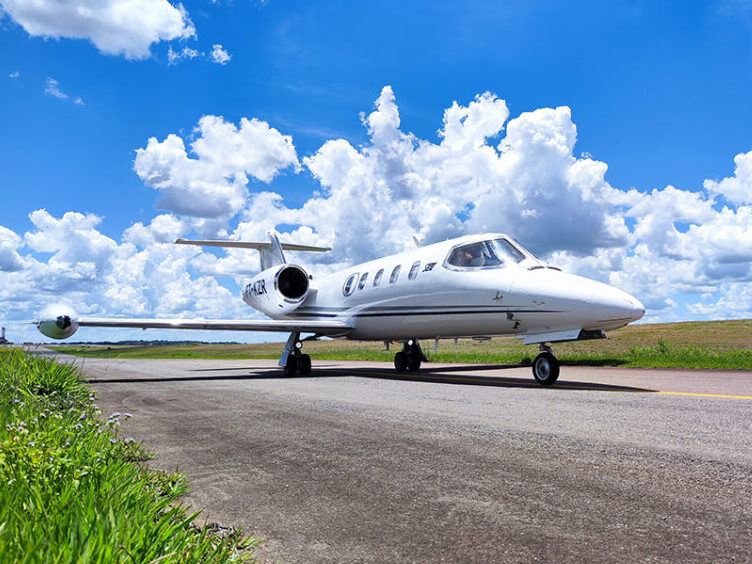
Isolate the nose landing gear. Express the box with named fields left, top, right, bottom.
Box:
left=532, top=344, right=560, bottom=386
left=394, top=340, right=426, bottom=372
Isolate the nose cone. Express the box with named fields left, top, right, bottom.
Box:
left=590, top=284, right=645, bottom=329
left=629, top=297, right=646, bottom=322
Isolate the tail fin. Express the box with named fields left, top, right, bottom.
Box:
left=175, top=232, right=331, bottom=271
left=260, top=232, right=286, bottom=270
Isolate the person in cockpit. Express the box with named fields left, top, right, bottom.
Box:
left=458, top=245, right=484, bottom=267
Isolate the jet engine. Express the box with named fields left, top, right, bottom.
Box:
left=37, top=305, right=79, bottom=340
left=242, top=264, right=311, bottom=316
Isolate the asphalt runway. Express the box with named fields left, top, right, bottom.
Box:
left=70, top=356, right=752, bottom=563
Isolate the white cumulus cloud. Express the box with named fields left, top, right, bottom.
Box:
left=287, top=86, right=628, bottom=263
left=4, top=86, right=752, bottom=343
left=0, top=211, right=243, bottom=342
left=703, top=147, right=752, bottom=205
left=0, top=0, right=195, bottom=59
left=133, top=115, right=299, bottom=219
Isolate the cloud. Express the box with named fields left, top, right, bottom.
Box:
left=0, top=225, right=25, bottom=272
left=133, top=115, right=299, bottom=219
left=127, top=86, right=752, bottom=327
left=0, top=0, right=195, bottom=60
left=4, top=86, right=752, bottom=343
left=168, top=45, right=201, bottom=65
left=210, top=44, right=231, bottom=65
left=703, top=147, right=752, bottom=205
left=233, top=87, right=751, bottom=322
left=44, top=77, right=67, bottom=99
left=290, top=87, right=628, bottom=262
left=44, top=76, right=84, bottom=105
left=165, top=44, right=231, bottom=66
left=0, top=211, right=242, bottom=342
left=9, top=71, right=19, bottom=78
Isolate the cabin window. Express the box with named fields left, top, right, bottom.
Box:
left=389, top=265, right=401, bottom=284
left=358, top=272, right=368, bottom=290
left=343, top=273, right=358, bottom=296
left=446, top=238, right=525, bottom=270
left=408, top=261, right=420, bottom=280
left=373, top=268, right=384, bottom=287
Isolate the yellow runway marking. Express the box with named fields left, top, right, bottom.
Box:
left=355, top=369, right=752, bottom=399
left=657, top=391, right=752, bottom=401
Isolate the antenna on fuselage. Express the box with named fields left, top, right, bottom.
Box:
left=413, top=235, right=422, bottom=248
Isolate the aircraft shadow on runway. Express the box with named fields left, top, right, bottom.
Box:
left=88, top=363, right=653, bottom=394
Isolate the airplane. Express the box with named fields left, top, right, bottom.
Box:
left=37, top=232, right=645, bottom=386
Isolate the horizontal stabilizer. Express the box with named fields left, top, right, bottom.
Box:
left=175, top=239, right=331, bottom=252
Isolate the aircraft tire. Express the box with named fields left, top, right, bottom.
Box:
left=300, top=354, right=312, bottom=376
left=284, top=355, right=298, bottom=377
left=394, top=351, right=407, bottom=372
left=406, top=353, right=422, bottom=371
left=532, top=352, right=559, bottom=385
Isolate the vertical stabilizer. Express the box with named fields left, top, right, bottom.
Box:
left=260, top=231, right=286, bottom=270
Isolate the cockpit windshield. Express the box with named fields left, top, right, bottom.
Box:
left=445, top=238, right=526, bottom=269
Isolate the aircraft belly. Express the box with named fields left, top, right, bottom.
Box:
left=351, top=312, right=515, bottom=340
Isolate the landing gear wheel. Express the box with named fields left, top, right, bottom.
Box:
left=406, top=353, right=422, bottom=371
left=284, top=355, right=298, bottom=377
left=394, top=351, right=407, bottom=372
left=532, top=352, right=559, bottom=386
left=299, top=354, right=312, bottom=376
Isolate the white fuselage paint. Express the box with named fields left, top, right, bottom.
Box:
left=243, top=233, right=645, bottom=343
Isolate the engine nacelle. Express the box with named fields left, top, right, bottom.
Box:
left=242, top=264, right=311, bottom=316
left=37, top=305, right=80, bottom=340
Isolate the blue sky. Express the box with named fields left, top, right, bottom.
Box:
left=1, top=0, right=752, bottom=341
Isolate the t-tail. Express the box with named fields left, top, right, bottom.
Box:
left=175, top=231, right=330, bottom=270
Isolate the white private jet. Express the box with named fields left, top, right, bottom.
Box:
left=37, top=232, right=645, bottom=385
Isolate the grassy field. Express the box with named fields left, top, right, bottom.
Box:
left=52, top=319, right=752, bottom=370
left=0, top=348, right=258, bottom=563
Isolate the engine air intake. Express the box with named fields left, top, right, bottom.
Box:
left=276, top=265, right=309, bottom=300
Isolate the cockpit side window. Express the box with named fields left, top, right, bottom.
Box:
left=494, top=239, right=526, bottom=263
left=447, top=243, right=489, bottom=268
left=445, top=238, right=526, bottom=270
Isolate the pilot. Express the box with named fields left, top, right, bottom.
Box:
left=460, top=246, right=484, bottom=267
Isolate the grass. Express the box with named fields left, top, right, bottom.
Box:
left=50, top=319, right=752, bottom=370
left=0, top=347, right=259, bottom=563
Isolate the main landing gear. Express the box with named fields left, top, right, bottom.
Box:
left=394, top=340, right=426, bottom=372
left=280, top=332, right=312, bottom=377
left=532, top=344, right=560, bottom=386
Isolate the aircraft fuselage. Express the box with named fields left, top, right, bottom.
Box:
left=251, top=233, right=645, bottom=344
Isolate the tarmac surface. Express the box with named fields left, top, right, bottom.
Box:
left=66, top=356, right=752, bottom=563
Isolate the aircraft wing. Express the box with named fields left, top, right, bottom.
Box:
left=37, top=308, right=353, bottom=340
left=77, top=317, right=352, bottom=335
